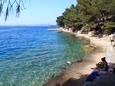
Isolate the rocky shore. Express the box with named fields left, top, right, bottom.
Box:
left=43, top=28, right=111, bottom=86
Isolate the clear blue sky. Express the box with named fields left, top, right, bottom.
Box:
left=0, top=0, right=76, bottom=26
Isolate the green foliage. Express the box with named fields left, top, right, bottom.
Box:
left=56, top=0, right=115, bottom=34
left=104, top=22, right=115, bottom=34
left=56, top=16, right=64, bottom=27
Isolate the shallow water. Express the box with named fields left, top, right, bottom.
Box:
left=0, top=26, right=86, bottom=86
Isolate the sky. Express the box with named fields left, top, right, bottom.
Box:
left=0, top=0, right=76, bottom=26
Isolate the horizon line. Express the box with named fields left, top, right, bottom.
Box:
left=0, top=24, right=58, bottom=27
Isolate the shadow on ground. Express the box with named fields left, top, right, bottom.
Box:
left=59, top=75, right=87, bottom=86
left=61, top=73, right=115, bottom=86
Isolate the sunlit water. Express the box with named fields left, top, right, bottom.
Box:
left=0, top=26, right=87, bottom=86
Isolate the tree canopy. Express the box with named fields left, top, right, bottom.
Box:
left=56, top=0, right=115, bottom=34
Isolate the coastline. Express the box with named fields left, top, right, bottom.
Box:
left=43, top=28, right=110, bottom=86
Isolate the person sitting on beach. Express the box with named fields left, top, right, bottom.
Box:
left=96, top=57, right=108, bottom=71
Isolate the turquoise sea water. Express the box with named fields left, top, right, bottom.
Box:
left=0, top=26, right=86, bottom=86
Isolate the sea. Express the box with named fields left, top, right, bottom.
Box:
left=0, top=26, right=87, bottom=86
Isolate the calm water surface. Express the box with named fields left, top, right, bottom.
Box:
left=0, top=26, right=86, bottom=86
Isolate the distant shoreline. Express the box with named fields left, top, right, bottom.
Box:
left=43, top=28, right=110, bottom=86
